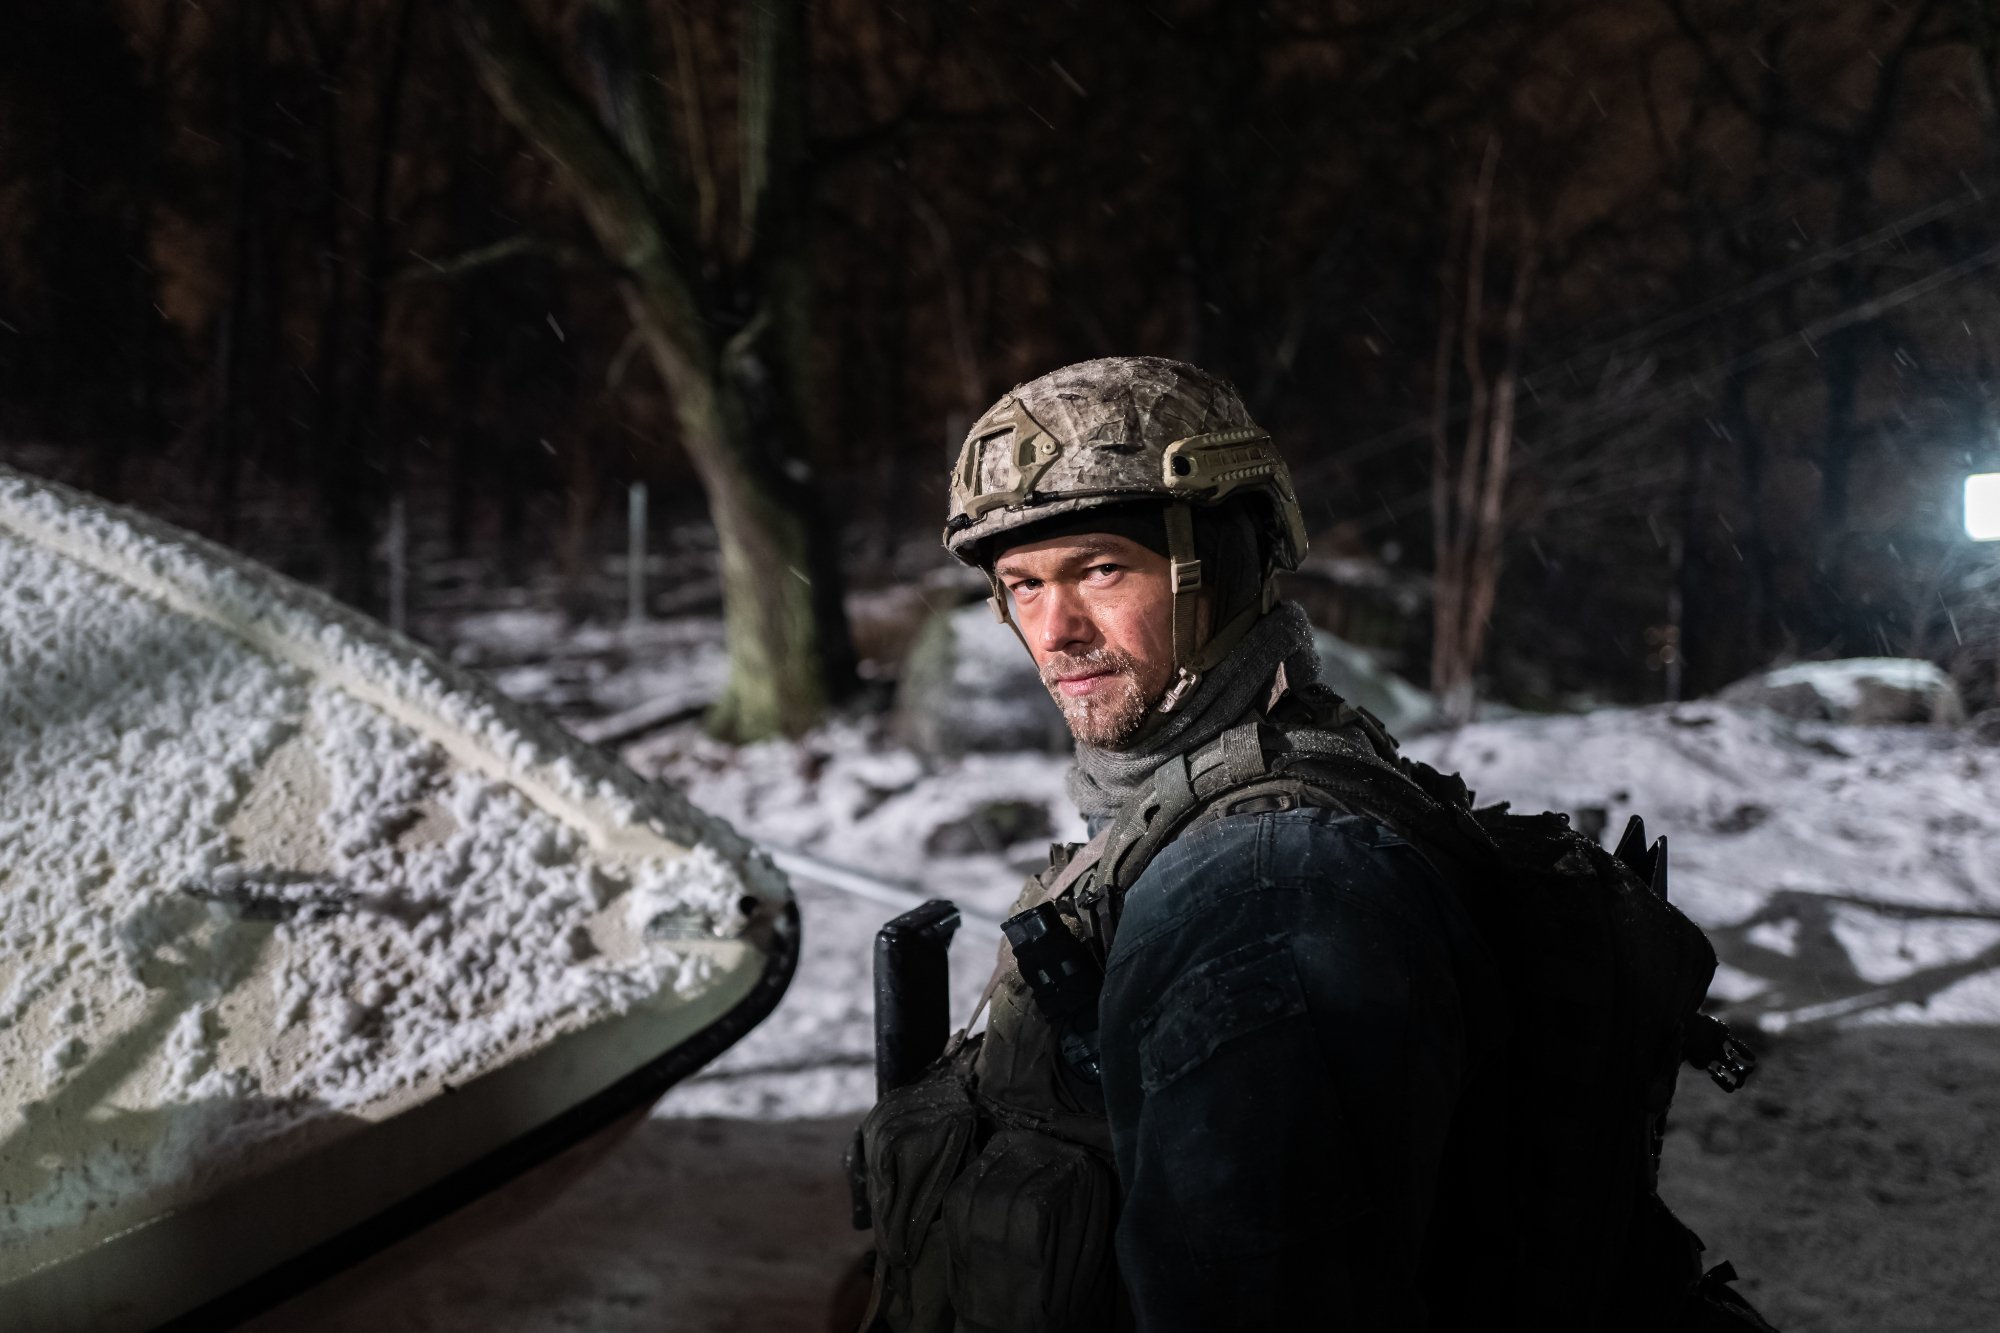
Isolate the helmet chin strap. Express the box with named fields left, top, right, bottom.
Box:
left=1155, top=502, right=1273, bottom=714
left=983, top=502, right=1275, bottom=725
left=985, top=569, right=1031, bottom=653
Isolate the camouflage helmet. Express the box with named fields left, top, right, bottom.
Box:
left=943, top=356, right=1309, bottom=711
left=943, top=356, right=1306, bottom=570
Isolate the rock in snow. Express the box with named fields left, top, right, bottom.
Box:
left=895, top=600, right=1071, bottom=756
left=1311, top=627, right=1435, bottom=734
left=1719, top=657, right=1966, bottom=726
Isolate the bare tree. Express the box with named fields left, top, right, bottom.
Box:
left=454, top=0, right=853, bottom=740
left=1430, top=136, right=1537, bottom=724
left=288, top=0, right=419, bottom=611
left=208, top=0, right=276, bottom=543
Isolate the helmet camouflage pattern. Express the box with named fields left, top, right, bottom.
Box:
left=943, top=357, right=1310, bottom=712
left=943, top=356, right=1307, bottom=571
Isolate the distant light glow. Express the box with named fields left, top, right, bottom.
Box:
left=1970, top=473, right=2000, bottom=542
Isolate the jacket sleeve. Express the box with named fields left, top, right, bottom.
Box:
left=1096, top=808, right=1491, bottom=1332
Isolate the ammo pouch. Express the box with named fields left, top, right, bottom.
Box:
left=859, top=1030, right=1122, bottom=1333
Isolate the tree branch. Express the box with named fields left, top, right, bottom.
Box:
left=810, top=107, right=1003, bottom=169
left=396, top=233, right=602, bottom=281
left=739, top=0, right=806, bottom=268
left=576, top=0, right=690, bottom=225
left=452, top=0, right=708, bottom=364
left=1660, top=0, right=1845, bottom=149
left=662, top=0, right=720, bottom=248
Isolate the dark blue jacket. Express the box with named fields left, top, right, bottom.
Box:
left=1096, top=806, right=1510, bottom=1331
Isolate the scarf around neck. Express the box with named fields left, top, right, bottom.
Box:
left=1065, top=600, right=1321, bottom=822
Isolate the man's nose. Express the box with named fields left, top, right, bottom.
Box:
left=1038, top=584, right=1098, bottom=654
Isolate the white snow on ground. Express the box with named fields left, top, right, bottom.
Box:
left=443, top=608, right=730, bottom=725
left=0, top=475, right=770, bottom=1264
left=604, top=671, right=2000, bottom=1121
left=633, top=719, right=1082, bottom=1119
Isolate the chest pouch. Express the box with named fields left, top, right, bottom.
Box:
left=940, top=1126, right=1119, bottom=1333
left=859, top=1047, right=980, bottom=1332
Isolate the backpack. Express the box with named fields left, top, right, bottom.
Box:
left=854, top=681, right=1776, bottom=1332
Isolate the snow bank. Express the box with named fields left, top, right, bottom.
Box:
left=0, top=467, right=786, bottom=1283
left=445, top=606, right=730, bottom=725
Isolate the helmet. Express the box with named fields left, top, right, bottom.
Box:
left=943, top=357, right=1306, bottom=569
left=942, top=356, right=1308, bottom=710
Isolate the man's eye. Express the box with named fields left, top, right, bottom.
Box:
left=1009, top=578, right=1041, bottom=593
left=1089, top=564, right=1121, bottom=577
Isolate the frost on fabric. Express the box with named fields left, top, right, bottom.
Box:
left=626, top=845, right=752, bottom=939
left=0, top=477, right=769, bottom=1258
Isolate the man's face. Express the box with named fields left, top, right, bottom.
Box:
left=992, top=531, right=1178, bottom=748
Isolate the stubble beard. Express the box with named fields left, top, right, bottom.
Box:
left=1040, top=646, right=1155, bottom=749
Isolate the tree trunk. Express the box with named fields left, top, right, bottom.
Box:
left=303, top=20, right=357, bottom=601
left=336, top=0, right=422, bottom=612
left=443, top=55, right=489, bottom=559
left=210, top=0, right=273, bottom=542
left=636, top=322, right=845, bottom=738
left=1722, top=374, right=1782, bottom=670
left=1430, top=138, right=1530, bottom=725
left=100, top=0, right=185, bottom=500
left=1666, top=420, right=1717, bottom=701
left=455, top=0, right=852, bottom=740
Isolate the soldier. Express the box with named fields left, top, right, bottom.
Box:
left=855, top=356, right=1774, bottom=1332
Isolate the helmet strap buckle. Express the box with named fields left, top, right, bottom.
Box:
left=1157, top=667, right=1202, bottom=714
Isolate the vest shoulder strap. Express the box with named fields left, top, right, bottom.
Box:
left=1073, top=703, right=1478, bottom=948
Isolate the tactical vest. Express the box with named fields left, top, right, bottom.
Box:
left=853, top=682, right=1775, bottom=1333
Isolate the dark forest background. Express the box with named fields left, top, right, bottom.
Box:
left=7, top=0, right=2000, bottom=737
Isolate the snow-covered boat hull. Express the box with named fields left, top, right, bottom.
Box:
left=0, top=466, right=796, bottom=1331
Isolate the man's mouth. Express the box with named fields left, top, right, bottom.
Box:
left=1054, top=670, right=1115, bottom=697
